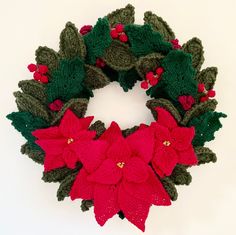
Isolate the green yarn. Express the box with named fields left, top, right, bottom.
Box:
left=84, top=18, right=112, bottom=64
left=122, top=126, right=139, bottom=137
left=169, top=165, right=192, bottom=185
left=46, top=57, right=92, bottom=103
left=194, top=146, right=217, bottom=165
left=161, top=177, right=178, bottom=201
left=188, top=111, right=227, bottom=146
left=144, top=11, right=175, bottom=41
left=118, top=68, right=141, bottom=92
left=81, top=200, right=94, bottom=212
left=89, top=120, right=106, bottom=138
left=196, top=67, right=217, bottom=90
left=125, top=24, right=172, bottom=57
left=118, top=211, right=125, bottom=220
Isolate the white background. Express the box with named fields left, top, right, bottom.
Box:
left=0, top=0, right=235, bottom=234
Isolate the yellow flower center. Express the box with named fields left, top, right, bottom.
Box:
left=67, top=138, right=74, bottom=144
left=117, top=162, right=125, bottom=168
left=163, top=140, right=171, bottom=146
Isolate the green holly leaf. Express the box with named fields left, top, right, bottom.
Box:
left=182, top=37, right=204, bottom=71
left=125, top=24, right=172, bottom=57
left=84, top=18, right=112, bottom=64
left=196, top=67, right=217, bottom=90
left=144, top=11, right=175, bottom=41
left=194, top=146, right=217, bottom=165
left=59, top=22, right=86, bottom=59
left=188, top=111, right=227, bottom=146
left=169, top=165, right=192, bottom=185
left=106, top=4, right=135, bottom=27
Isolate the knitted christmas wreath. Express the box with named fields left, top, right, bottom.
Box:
left=7, top=4, right=226, bottom=232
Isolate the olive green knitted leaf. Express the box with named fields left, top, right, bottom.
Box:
left=18, top=80, right=46, bottom=104
left=84, top=18, right=112, bottom=64
left=136, top=53, right=164, bottom=79
left=188, top=111, right=226, bottom=146
left=13, top=91, right=50, bottom=121
left=35, top=46, right=59, bottom=72
left=146, top=98, right=182, bottom=122
left=182, top=37, right=204, bottom=71
left=169, top=165, right=192, bottom=185
left=144, top=11, right=175, bottom=41
left=42, top=164, right=82, bottom=183
left=118, top=68, right=141, bottom=92
left=196, top=67, right=217, bottom=90
left=57, top=172, right=78, bottom=201
left=103, top=40, right=136, bottom=71
left=51, top=98, right=89, bottom=125
left=84, top=65, right=110, bottom=89
left=161, top=177, right=178, bottom=201
left=106, top=4, right=135, bottom=27
left=181, top=99, right=218, bottom=125
left=81, top=200, right=94, bottom=212
left=59, top=22, right=86, bottom=59
left=122, top=126, right=139, bottom=137
left=125, top=24, right=172, bottom=57
left=89, top=120, right=106, bottom=139
left=194, top=146, right=217, bottom=165
left=21, top=142, right=45, bottom=164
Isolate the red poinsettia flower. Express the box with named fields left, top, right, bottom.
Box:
left=70, top=122, right=171, bottom=231
left=32, top=109, right=96, bottom=172
left=151, top=107, right=198, bottom=177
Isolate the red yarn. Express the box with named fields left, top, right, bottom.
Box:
left=38, top=65, right=48, bottom=74
left=200, top=95, right=209, bottom=102
left=115, top=23, right=124, bottom=33
left=95, top=58, right=106, bottom=68
left=178, top=95, right=195, bottom=110
left=198, top=83, right=205, bottom=93
left=40, top=75, right=49, bottom=84
left=149, top=77, right=158, bottom=86
left=145, top=71, right=154, bottom=81
left=33, top=71, right=42, bottom=81
left=27, top=63, right=37, bottom=72
left=156, top=67, right=164, bottom=75
left=48, top=99, right=64, bottom=111
left=80, top=25, right=93, bottom=35
left=207, top=89, right=216, bottom=98
left=110, top=28, right=119, bottom=39
left=171, top=39, right=182, bottom=49
left=140, top=80, right=149, bottom=89
left=119, top=33, right=128, bottom=42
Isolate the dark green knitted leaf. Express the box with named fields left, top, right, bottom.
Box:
left=103, top=40, right=136, bottom=71
left=188, top=111, right=226, bottom=146
left=146, top=98, right=182, bottom=122
left=125, top=24, right=172, bottom=57
left=169, top=165, right=192, bottom=185
left=89, top=120, right=106, bottom=139
left=57, top=172, right=78, bottom=201
left=194, top=146, right=217, bottom=165
left=81, top=200, right=94, bottom=212
left=161, top=177, right=178, bottom=201
left=135, top=53, right=164, bottom=79
left=35, top=46, right=59, bottom=72
left=181, top=99, right=218, bottom=125
left=47, top=57, right=92, bottom=103
left=84, top=65, right=110, bottom=89
left=42, top=164, right=82, bottom=183
left=13, top=91, right=50, bottom=121
left=122, top=126, right=139, bottom=137
left=182, top=37, right=204, bottom=71
left=59, top=22, right=86, bottom=59
left=196, top=67, right=217, bottom=90
left=84, top=18, right=112, bottom=64
left=118, top=211, right=125, bottom=220
left=144, top=11, right=175, bottom=41
left=148, top=50, right=197, bottom=100
left=118, top=68, right=141, bottom=92
left=21, top=142, right=45, bottom=164
left=51, top=98, right=89, bottom=125
left=18, top=80, right=46, bottom=104
left=106, top=4, right=135, bottom=27
left=7, top=112, right=48, bottom=145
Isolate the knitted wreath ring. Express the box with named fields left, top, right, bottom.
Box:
left=7, top=4, right=226, bottom=232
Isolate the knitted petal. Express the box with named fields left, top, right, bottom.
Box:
left=177, top=146, right=198, bottom=165
left=155, top=107, right=177, bottom=130
left=87, top=159, right=122, bottom=184
left=124, top=157, right=149, bottom=183
left=152, top=123, right=171, bottom=146
left=75, top=129, right=96, bottom=141
left=119, top=184, right=151, bottom=232
left=44, top=154, right=65, bottom=172
left=35, top=139, right=66, bottom=155
left=62, top=147, right=78, bottom=169
left=70, top=169, right=94, bottom=200
left=126, top=128, right=154, bottom=163
left=152, top=147, right=178, bottom=177
left=32, top=126, right=60, bottom=139
left=171, top=126, right=195, bottom=151
left=94, top=184, right=119, bottom=226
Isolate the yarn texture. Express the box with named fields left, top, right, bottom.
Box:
left=7, top=4, right=226, bottom=232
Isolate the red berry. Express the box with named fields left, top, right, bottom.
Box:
left=110, top=28, right=118, bottom=39
left=49, top=99, right=64, bottom=111
left=80, top=25, right=93, bottom=35
left=145, top=71, right=155, bottom=81
left=119, top=33, right=128, bottom=43
left=27, top=63, right=37, bottom=72
left=38, top=65, right=48, bottom=74
left=96, top=58, right=106, bottom=68
left=40, top=75, right=49, bottom=84
left=200, top=95, right=209, bottom=102
left=141, top=80, right=149, bottom=89
left=115, top=24, right=124, bottom=33
left=156, top=67, right=164, bottom=75
left=207, top=89, right=216, bottom=98
left=198, top=83, right=205, bottom=93
left=33, top=71, right=42, bottom=81
left=149, top=78, right=158, bottom=86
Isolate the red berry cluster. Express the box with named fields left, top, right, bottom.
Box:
left=170, top=39, right=181, bottom=49
left=48, top=99, right=64, bottom=112
left=141, top=67, right=164, bottom=90
left=198, top=83, right=216, bottom=102
left=95, top=58, right=106, bottom=68
left=79, top=25, right=93, bottom=35
left=110, top=24, right=128, bottom=43
left=27, top=63, right=49, bottom=84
